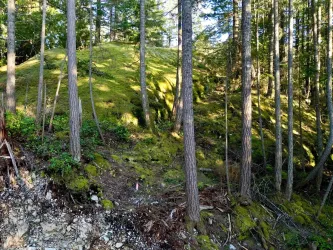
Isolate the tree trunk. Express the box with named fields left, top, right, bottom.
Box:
left=312, top=0, right=323, bottom=159
left=140, top=0, right=151, bottom=128
left=95, top=0, right=102, bottom=44
left=89, top=0, right=105, bottom=144
left=255, top=10, right=267, bottom=170
left=172, top=0, right=182, bottom=122
left=286, top=0, right=294, bottom=201
left=232, top=0, right=240, bottom=76
left=274, top=0, right=282, bottom=193
left=67, top=0, right=81, bottom=161
left=266, top=0, right=274, bottom=97
left=36, top=0, right=47, bottom=125
left=182, top=0, right=200, bottom=223
left=240, top=0, right=252, bottom=200
left=6, top=0, right=16, bottom=113
left=298, top=0, right=333, bottom=189
left=316, top=2, right=324, bottom=191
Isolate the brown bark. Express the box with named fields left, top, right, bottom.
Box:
left=182, top=0, right=200, bottom=223
left=6, top=0, right=16, bottom=113
left=36, top=0, right=47, bottom=125
left=274, top=0, right=282, bottom=193
left=240, top=0, right=252, bottom=200
left=140, top=0, right=151, bottom=128
left=67, top=0, right=81, bottom=161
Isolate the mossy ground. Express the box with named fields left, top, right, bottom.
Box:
left=1, top=42, right=333, bottom=248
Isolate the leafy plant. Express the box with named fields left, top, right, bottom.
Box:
left=49, top=153, right=79, bottom=175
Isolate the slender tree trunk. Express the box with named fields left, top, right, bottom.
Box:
left=48, top=54, right=67, bottom=132
left=89, top=0, right=105, bottom=144
left=172, top=0, right=182, bottom=121
left=42, top=83, right=47, bottom=142
left=67, top=0, right=81, bottom=161
left=316, top=1, right=325, bottom=191
left=240, top=0, right=252, bottom=200
left=313, top=0, right=323, bottom=159
left=286, top=0, right=294, bottom=201
left=266, top=0, right=274, bottom=97
left=182, top=0, right=200, bottom=223
left=36, top=0, right=47, bottom=125
left=109, top=4, right=113, bottom=41
left=140, top=0, right=151, bottom=128
left=255, top=10, right=267, bottom=170
left=274, top=0, right=282, bottom=193
left=232, top=0, right=240, bottom=74
left=6, top=0, right=16, bottom=113
left=298, top=0, right=333, bottom=189
left=95, top=0, right=102, bottom=44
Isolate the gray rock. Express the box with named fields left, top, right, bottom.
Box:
left=116, top=242, right=124, bottom=248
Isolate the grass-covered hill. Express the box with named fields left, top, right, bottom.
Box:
left=0, top=42, right=333, bottom=249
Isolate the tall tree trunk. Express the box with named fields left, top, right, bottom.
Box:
left=95, top=0, right=102, bottom=44
left=240, top=0, right=252, bottom=200
left=172, top=0, right=182, bottom=122
left=317, top=0, right=333, bottom=217
left=316, top=1, right=325, bottom=191
left=226, top=49, right=232, bottom=195
left=286, top=0, right=294, bottom=201
left=274, top=0, right=282, bottom=193
left=232, top=0, right=240, bottom=75
left=89, top=0, right=105, bottom=144
left=182, top=0, right=200, bottom=223
left=298, top=0, right=333, bottom=189
left=140, top=0, right=151, bottom=128
left=313, top=0, right=323, bottom=159
left=48, top=54, right=67, bottom=132
left=67, top=0, right=81, bottom=161
left=36, top=0, right=47, bottom=125
left=255, top=10, right=267, bottom=170
left=6, top=0, right=16, bottom=113
left=266, top=0, right=274, bottom=97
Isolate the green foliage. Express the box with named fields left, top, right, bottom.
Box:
left=196, top=235, right=218, bottom=250
left=101, top=121, right=130, bottom=142
left=6, top=112, right=35, bottom=139
left=67, top=176, right=90, bottom=192
left=101, top=199, right=114, bottom=210
left=49, top=153, right=79, bottom=175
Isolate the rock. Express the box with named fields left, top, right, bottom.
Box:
left=16, top=220, right=29, bottom=237
left=116, top=242, right=124, bottom=248
left=41, top=222, right=61, bottom=234
left=45, top=248, right=57, bottom=250
left=91, top=195, right=99, bottom=202
left=46, top=191, right=52, bottom=200
left=229, top=244, right=236, bottom=250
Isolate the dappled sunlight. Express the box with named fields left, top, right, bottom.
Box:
left=121, top=112, right=138, bottom=126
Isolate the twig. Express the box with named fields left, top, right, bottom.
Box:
left=4, top=140, right=20, bottom=178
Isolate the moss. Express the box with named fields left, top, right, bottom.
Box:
left=67, top=176, right=89, bottom=192
left=85, top=164, right=98, bottom=177
left=94, top=153, right=111, bottom=169
left=196, top=235, right=218, bottom=250
left=101, top=199, right=114, bottom=210
left=163, top=168, right=184, bottom=185
left=54, top=131, right=69, bottom=140
left=235, top=205, right=256, bottom=240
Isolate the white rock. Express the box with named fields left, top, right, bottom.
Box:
left=16, top=220, right=29, bottom=237
left=116, top=242, right=124, bottom=248
left=46, top=191, right=52, bottom=200
left=229, top=244, right=236, bottom=250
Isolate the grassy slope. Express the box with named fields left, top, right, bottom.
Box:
left=1, top=42, right=333, bottom=248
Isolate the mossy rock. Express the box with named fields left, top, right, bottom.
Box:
left=85, top=164, right=98, bottom=177
left=94, top=153, right=111, bottom=169
left=196, top=235, right=218, bottom=250
left=67, top=176, right=89, bottom=192
left=101, top=199, right=114, bottom=210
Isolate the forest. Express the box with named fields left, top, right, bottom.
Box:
left=1, top=0, right=333, bottom=249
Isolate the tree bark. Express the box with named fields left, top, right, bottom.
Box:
left=286, top=0, right=294, bottom=201
left=240, top=0, right=252, bottom=200
left=266, top=0, right=274, bottom=97
left=140, top=0, right=151, bottom=128
left=67, top=0, right=81, bottom=161
left=89, top=0, right=105, bottom=144
left=255, top=10, right=267, bottom=170
left=312, top=0, right=323, bottom=159
left=6, top=0, right=16, bottom=113
left=182, top=0, right=200, bottom=223
left=36, top=0, right=47, bottom=125
left=298, top=0, right=333, bottom=189
left=172, top=0, right=182, bottom=122
left=95, top=0, right=102, bottom=44
left=274, top=0, right=282, bottom=193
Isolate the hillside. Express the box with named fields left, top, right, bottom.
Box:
left=0, top=42, right=333, bottom=249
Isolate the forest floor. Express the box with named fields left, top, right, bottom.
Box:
left=0, top=42, right=333, bottom=249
